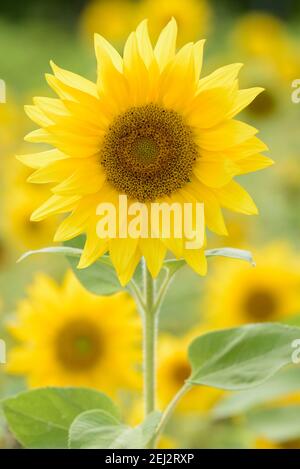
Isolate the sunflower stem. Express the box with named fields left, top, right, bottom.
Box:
left=154, top=382, right=192, bottom=446
left=142, top=259, right=157, bottom=417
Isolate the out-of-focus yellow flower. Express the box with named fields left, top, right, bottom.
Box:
left=276, top=156, right=300, bottom=201
left=233, top=12, right=288, bottom=59
left=5, top=187, right=59, bottom=250
left=210, top=213, right=255, bottom=249
left=21, top=19, right=271, bottom=285
left=0, top=94, right=24, bottom=157
left=3, top=158, right=58, bottom=250
left=239, top=63, right=283, bottom=120
left=6, top=270, right=141, bottom=396
left=254, top=390, right=300, bottom=448
left=203, top=243, right=300, bottom=328
left=0, top=237, right=10, bottom=270
left=256, top=436, right=300, bottom=449
left=138, top=0, right=212, bottom=46
left=255, top=437, right=279, bottom=449
left=232, top=12, right=300, bottom=82
left=157, top=330, right=223, bottom=413
left=157, top=435, right=178, bottom=449
left=80, top=0, right=138, bottom=46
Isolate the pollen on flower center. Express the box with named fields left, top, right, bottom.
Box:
left=55, top=319, right=103, bottom=371
left=100, top=103, right=199, bottom=202
left=133, top=137, right=159, bottom=164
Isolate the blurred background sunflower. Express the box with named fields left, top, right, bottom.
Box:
left=1, top=0, right=300, bottom=449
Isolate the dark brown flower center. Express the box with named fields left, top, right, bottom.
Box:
left=172, top=360, right=192, bottom=387
left=247, top=90, right=276, bottom=117
left=100, top=104, right=199, bottom=202
left=55, top=319, right=103, bottom=371
left=243, top=289, right=278, bottom=321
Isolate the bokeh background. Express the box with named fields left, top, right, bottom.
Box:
left=1, top=0, right=300, bottom=449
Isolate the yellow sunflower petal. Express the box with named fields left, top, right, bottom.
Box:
left=187, top=87, right=234, bottom=128
left=193, top=39, right=206, bottom=81
left=31, top=195, right=80, bottom=221
left=124, top=32, right=150, bottom=104
left=183, top=248, right=207, bottom=275
left=223, top=136, right=269, bottom=160
left=78, top=230, right=108, bottom=269
left=139, top=238, right=166, bottom=278
left=95, top=40, right=129, bottom=111
left=24, top=105, right=53, bottom=127
left=24, top=128, right=53, bottom=144
left=50, top=61, right=99, bottom=98
left=154, top=18, right=177, bottom=70
left=161, top=43, right=197, bottom=109
left=237, top=154, right=274, bottom=174
left=118, top=248, right=141, bottom=286
left=226, top=87, right=264, bottom=119
left=185, top=179, right=228, bottom=236
left=51, top=164, right=105, bottom=196
left=194, top=157, right=239, bottom=188
left=196, top=120, right=258, bottom=151
left=54, top=200, right=95, bottom=241
left=198, top=63, right=243, bottom=91
left=213, top=180, right=258, bottom=215
left=136, top=19, right=154, bottom=68
left=94, top=33, right=123, bottom=72
left=109, top=237, right=140, bottom=285
left=27, top=159, right=77, bottom=184
left=16, top=149, right=68, bottom=169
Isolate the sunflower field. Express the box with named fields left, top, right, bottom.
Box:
left=1, top=0, right=300, bottom=452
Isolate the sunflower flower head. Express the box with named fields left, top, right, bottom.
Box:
left=157, top=330, right=223, bottom=412
left=20, top=19, right=272, bottom=285
left=6, top=270, right=141, bottom=395
left=203, top=243, right=300, bottom=328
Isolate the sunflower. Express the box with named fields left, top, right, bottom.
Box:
left=277, top=156, right=300, bottom=202
left=232, top=12, right=300, bottom=83
left=20, top=19, right=272, bottom=285
left=157, top=331, right=222, bottom=413
left=256, top=436, right=300, bottom=449
left=0, top=94, right=24, bottom=158
left=203, top=243, right=300, bottom=328
left=80, top=0, right=138, bottom=46
left=137, top=0, right=212, bottom=46
left=6, top=270, right=141, bottom=395
left=237, top=62, right=284, bottom=121
left=6, top=188, right=58, bottom=250
left=4, top=157, right=58, bottom=250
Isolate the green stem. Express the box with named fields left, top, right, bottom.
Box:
left=154, top=382, right=192, bottom=445
left=142, top=260, right=157, bottom=416
left=131, top=259, right=177, bottom=448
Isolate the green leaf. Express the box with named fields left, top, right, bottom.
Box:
left=66, top=236, right=123, bottom=296
left=204, top=247, right=255, bottom=266
left=2, top=387, right=119, bottom=449
left=17, top=235, right=123, bottom=296
left=248, top=406, right=300, bottom=443
left=163, top=259, right=186, bottom=277
left=188, top=323, right=300, bottom=391
left=69, top=410, right=161, bottom=449
left=17, top=246, right=83, bottom=263
left=161, top=248, right=255, bottom=277
left=213, top=367, right=300, bottom=419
